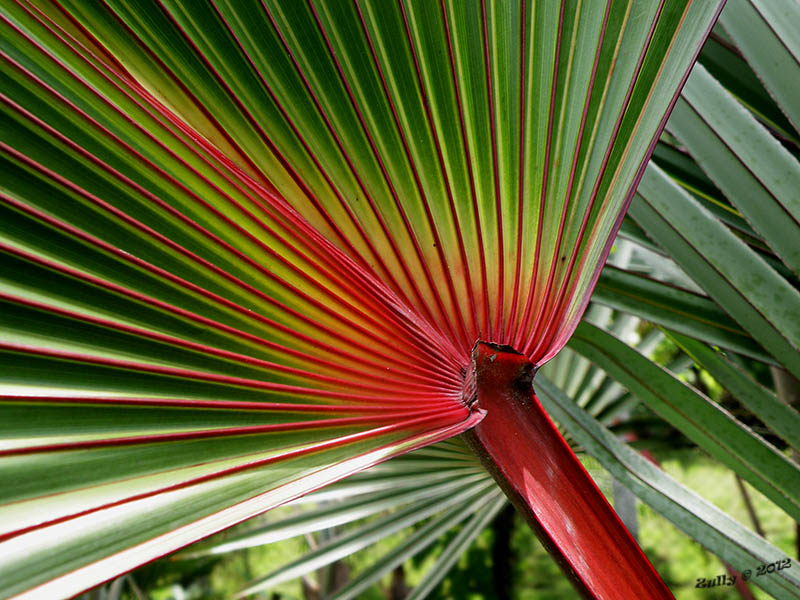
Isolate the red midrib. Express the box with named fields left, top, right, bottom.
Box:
left=463, top=341, right=673, bottom=600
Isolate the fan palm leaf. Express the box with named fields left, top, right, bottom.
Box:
left=1, top=1, right=723, bottom=598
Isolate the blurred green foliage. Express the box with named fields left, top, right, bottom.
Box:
left=112, top=451, right=793, bottom=600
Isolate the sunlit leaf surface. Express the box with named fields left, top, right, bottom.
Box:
left=0, top=0, right=722, bottom=597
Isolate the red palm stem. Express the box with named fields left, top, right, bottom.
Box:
left=463, top=342, right=673, bottom=599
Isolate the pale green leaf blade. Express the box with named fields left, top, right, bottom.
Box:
left=0, top=420, right=472, bottom=600
left=568, top=321, right=800, bottom=522
left=666, top=331, right=800, bottom=453
left=719, top=0, right=800, bottom=135
left=405, top=491, right=507, bottom=600
left=192, top=471, right=488, bottom=556
left=237, top=478, right=495, bottom=596
left=593, top=265, right=772, bottom=363
left=535, top=374, right=800, bottom=600
left=669, top=63, right=800, bottom=276
left=630, top=163, right=800, bottom=379
left=328, top=498, right=478, bottom=600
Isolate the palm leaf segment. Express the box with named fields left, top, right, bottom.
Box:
left=0, top=1, right=721, bottom=597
